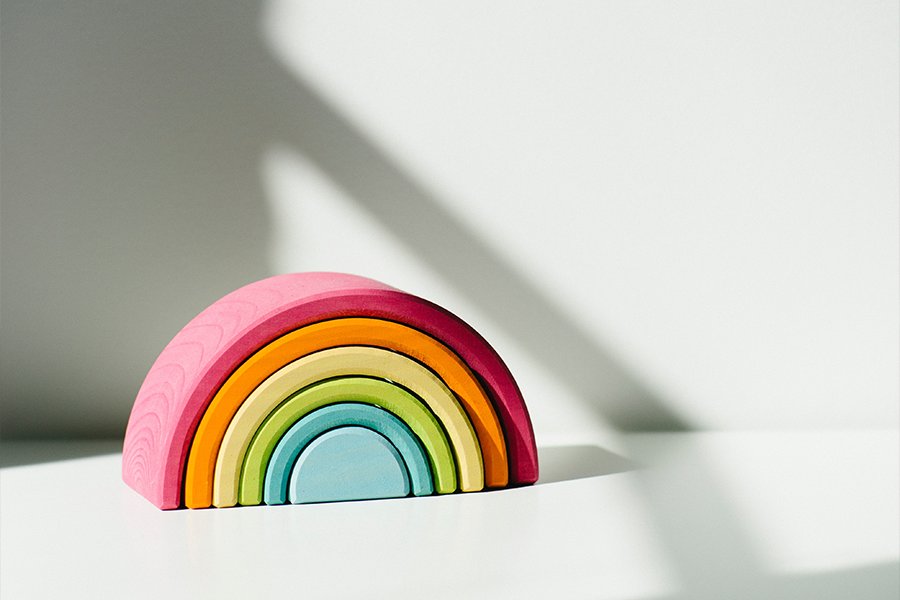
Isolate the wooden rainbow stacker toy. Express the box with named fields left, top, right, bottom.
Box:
left=122, top=272, right=538, bottom=509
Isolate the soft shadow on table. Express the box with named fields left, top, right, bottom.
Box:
left=0, top=440, right=123, bottom=468
left=536, top=444, right=638, bottom=484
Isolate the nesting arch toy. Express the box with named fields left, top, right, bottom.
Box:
left=122, top=272, right=538, bottom=509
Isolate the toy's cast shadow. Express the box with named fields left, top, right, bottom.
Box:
left=536, top=444, right=637, bottom=484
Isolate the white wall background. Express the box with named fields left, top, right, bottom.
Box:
left=1, top=0, right=897, bottom=439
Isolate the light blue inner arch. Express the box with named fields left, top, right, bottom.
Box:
left=289, top=426, right=408, bottom=504
left=264, top=402, right=434, bottom=505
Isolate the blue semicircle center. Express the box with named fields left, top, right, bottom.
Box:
left=289, top=426, right=410, bottom=504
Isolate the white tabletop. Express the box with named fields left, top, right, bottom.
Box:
left=2, top=431, right=897, bottom=599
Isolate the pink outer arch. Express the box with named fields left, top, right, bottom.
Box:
left=122, top=272, right=538, bottom=509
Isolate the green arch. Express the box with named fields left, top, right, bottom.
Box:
left=238, top=377, right=457, bottom=505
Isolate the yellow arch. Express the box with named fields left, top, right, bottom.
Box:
left=212, top=347, right=482, bottom=507
left=236, top=346, right=484, bottom=506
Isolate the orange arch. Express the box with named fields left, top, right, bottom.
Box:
left=184, top=317, right=508, bottom=508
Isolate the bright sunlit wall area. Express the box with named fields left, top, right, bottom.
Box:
left=1, top=0, right=897, bottom=597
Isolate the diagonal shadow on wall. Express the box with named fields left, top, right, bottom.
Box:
left=0, top=0, right=686, bottom=437
left=261, top=66, right=691, bottom=433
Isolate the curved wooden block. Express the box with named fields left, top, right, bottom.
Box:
left=185, top=318, right=504, bottom=509
left=189, top=343, right=487, bottom=508
left=288, top=427, right=410, bottom=504
left=123, top=272, right=537, bottom=510
left=261, top=403, right=433, bottom=505
left=213, top=377, right=456, bottom=508
left=231, top=346, right=480, bottom=507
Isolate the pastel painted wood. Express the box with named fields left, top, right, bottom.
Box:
left=213, top=376, right=456, bottom=508
left=262, top=403, right=433, bottom=505
left=185, top=317, right=506, bottom=509
left=122, top=272, right=538, bottom=510
left=193, top=344, right=484, bottom=509
left=288, top=427, right=411, bottom=504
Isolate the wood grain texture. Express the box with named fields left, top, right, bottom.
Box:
left=185, top=318, right=504, bottom=509
left=229, top=346, right=480, bottom=507
left=288, top=427, right=410, bottom=504
left=122, top=272, right=537, bottom=510
left=260, top=403, right=433, bottom=505
left=213, top=376, right=456, bottom=508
